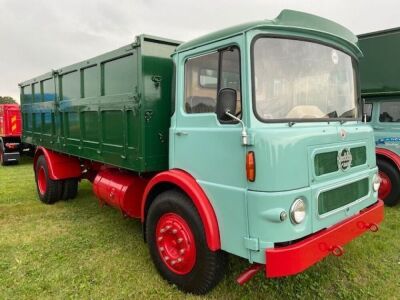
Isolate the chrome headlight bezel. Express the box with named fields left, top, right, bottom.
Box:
left=290, top=198, right=306, bottom=224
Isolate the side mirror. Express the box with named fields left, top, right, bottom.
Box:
left=216, top=88, right=237, bottom=123
left=362, top=98, right=367, bottom=123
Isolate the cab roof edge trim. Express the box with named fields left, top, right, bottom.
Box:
left=175, top=9, right=362, bottom=58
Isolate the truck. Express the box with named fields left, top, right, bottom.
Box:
left=0, top=104, right=27, bottom=165
left=19, top=10, right=383, bottom=294
left=359, top=28, right=400, bottom=206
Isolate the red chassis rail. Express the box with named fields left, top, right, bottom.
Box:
left=265, top=200, right=384, bottom=278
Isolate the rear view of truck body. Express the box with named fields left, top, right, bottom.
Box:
left=0, top=104, right=22, bottom=164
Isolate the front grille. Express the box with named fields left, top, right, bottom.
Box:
left=314, top=151, right=338, bottom=176
left=314, top=146, right=367, bottom=176
left=318, top=178, right=369, bottom=215
left=350, top=146, right=367, bottom=167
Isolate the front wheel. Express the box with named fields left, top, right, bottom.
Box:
left=146, top=190, right=227, bottom=294
left=377, top=159, right=400, bottom=206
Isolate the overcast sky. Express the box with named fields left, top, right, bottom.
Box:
left=1, top=0, right=399, bottom=102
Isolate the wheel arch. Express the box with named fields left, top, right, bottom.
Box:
left=141, top=169, right=221, bottom=251
left=376, top=148, right=400, bottom=171
left=33, top=147, right=81, bottom=180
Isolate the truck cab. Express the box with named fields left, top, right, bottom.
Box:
left=170, top=9, right=382, bottom=267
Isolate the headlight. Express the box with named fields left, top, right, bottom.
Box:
left=373, top=174, right=381, bottom=192
left=290, top=198, right=306, bottom=224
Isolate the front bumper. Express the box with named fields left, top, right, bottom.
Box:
left=265, top=200, right=384, bottom=277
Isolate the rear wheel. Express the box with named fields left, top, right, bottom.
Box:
left=61, top=178, right=79, bottom=200
left=377, top=159, right=400, bottom=206
left=0, top=150, right=6, bottom=166
left=146, top=190, right=227, bottom=294
left=0, top=142, right=6, bottom=166
left=35, top=155, right=62, bottom=204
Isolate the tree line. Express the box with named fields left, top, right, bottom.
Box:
left=0, top=96, right=17, bottom=104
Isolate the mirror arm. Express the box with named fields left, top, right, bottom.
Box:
left=225, top=111, right=249, bottom=145
left=362, top=98, right=367, bottom=123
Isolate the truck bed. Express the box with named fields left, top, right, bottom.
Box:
left=19, top=35, right=180, bottom=172
left=359, top=28, right=400, bottom=96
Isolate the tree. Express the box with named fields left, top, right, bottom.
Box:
left=0, top=96, right=17, bottom=104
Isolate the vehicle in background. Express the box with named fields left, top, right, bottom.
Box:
left=359, top=28, right=400, bottom=206
left=19, top=10, right=383, bottom=294
left=0, top=104, right=33, bottom=165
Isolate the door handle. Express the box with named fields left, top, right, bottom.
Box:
left=175, top=131, right=188, bottom=136
left=373, top=126, right=384, bottom=130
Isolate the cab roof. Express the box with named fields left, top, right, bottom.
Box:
left=175, top=10, right=361, bottom=58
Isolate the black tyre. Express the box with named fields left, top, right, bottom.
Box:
left=35, top=155, right=62, bottom=204
left=0, top=150, right=6, bottom=166
left=0, top=142, right=6, bottom=166
left=61, top=178, right=79, bottom=200
left=377, top=158, right=400, bottom=206
left=146, top=190, right=227, bottom=295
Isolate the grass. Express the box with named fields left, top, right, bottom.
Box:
left=0, top=157, right=399, bottom=299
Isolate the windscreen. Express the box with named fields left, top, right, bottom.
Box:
left=253, top=37, right=358, bottom=121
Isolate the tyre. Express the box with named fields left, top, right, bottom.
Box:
left=0, top=150, right=6, bottom=166
left=61, top=178, right=79, bottom=200
left=35, top=155, right=62, bottom=204
left=146, top=190, right=227, bottom=294
left=377, top=158, right=400, bottom=206
left=0, top=142, right=6, bottom=166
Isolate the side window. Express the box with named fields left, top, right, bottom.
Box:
left=379, top=102, right=400, bottom=122
left=184, top=47, right=241, bottom=115
left=185, top=52, right=219, bottom=113
left=364, top=103, right=372, bottom=122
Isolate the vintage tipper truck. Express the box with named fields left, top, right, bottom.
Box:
left=20, top=10, right=383, bottom=294
left=359, top=28, right=400, bottom=206
left=0, top=104, right=24, bottom=165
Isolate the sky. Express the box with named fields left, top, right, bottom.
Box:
left=1, top=0, right=399, bottom=102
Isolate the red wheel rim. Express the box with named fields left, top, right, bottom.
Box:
left=37, top=166, right=47, bottom=195
left=379, top=171, right=392, bottom=200
left=156, top=213, right=196, bottom=275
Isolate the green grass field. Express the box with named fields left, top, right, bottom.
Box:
left=0, top=157, right=399, bottom=299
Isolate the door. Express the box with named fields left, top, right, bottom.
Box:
left=171, top=42, right=249, bottom=259
left=373, top=100, right=400, bottom=155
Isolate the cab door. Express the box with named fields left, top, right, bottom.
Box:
left=373, top=99, right=400, bottom=154
left=170, top=40, right=249, bottom=259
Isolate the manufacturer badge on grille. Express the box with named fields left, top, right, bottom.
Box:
left=337, top=148, right=352, bottom=171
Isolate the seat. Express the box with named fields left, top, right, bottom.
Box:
left=186, top=96, right=215, bottom=113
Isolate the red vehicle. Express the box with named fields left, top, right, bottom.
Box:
left=0, top=104, right=32, bottom=165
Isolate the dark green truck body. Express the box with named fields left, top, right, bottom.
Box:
left=19, top=35, right=180, bottom=172
left=359, top=28, right=400, bottom=96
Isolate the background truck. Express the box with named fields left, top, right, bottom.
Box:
left=359, top=28, right=400, bottom=206
left=20, top=10, right=383, bottom=294
left=0, top=104, right=31, bottom=165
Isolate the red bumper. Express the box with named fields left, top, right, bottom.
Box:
left=266, top=200, right=384, bottom=278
